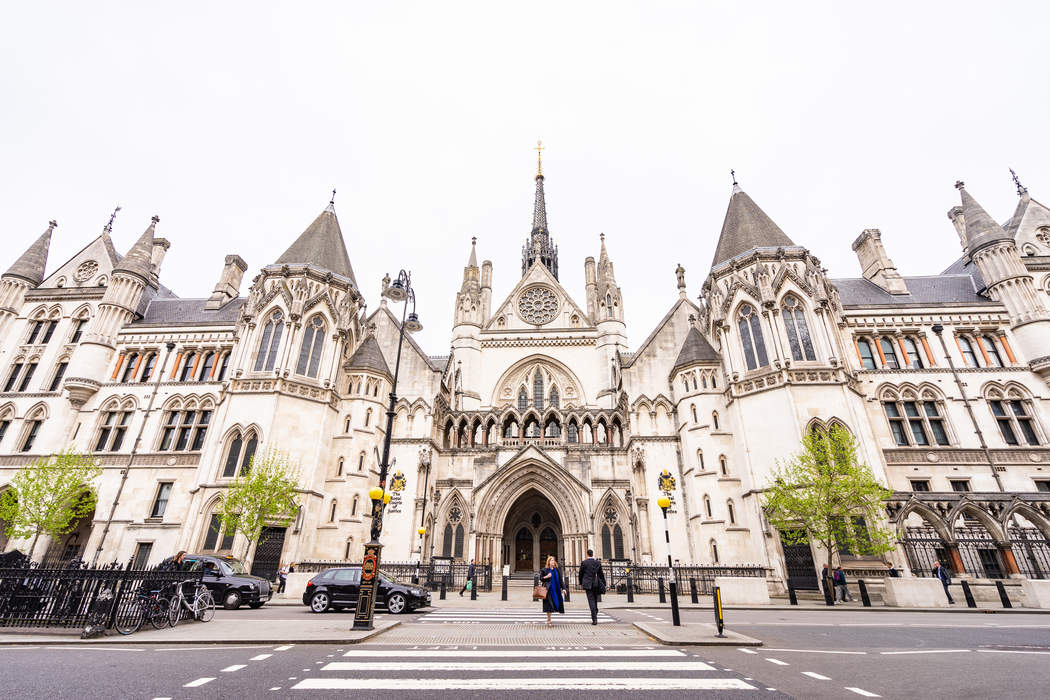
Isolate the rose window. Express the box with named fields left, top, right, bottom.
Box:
left=518, top=286, right=559, bottom=325
left=74, top=260, right=98, bottom=283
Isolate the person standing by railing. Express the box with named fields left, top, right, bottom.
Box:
left=578, top=549, right=606, bottom=625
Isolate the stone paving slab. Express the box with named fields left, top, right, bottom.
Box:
left=633, top=621, right=763, bottom=647
left=0, top=618, right=401, bottom=645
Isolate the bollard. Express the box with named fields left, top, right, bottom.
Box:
left=440, top=577, right=446, bottom=600
left=857, top=579, right=871, bottom=607
left=626, top=575, right=634, bottom=603
left=658, top=577, right=666, bottom=604
left=821, top=575, right=835, bottom=606
left=669, top=580, right=681, bottom=626
left=689, top=577, right=699, bottom=604
left=564, top=583, right=570, bottom=602
left=995, top=580, right=1012, bottom=608
left=788, top=584, right=798, bottom=606
left=470, top=575, right=478, bottom=601
left=501, top=575, right=508, bottom=601
left=960, top=579, right=977, bottom=608
left=713, top=585, right=725, bottom=637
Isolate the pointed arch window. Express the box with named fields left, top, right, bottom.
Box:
left=988, top=391, right=1041, bottom=445
left=856, top=338, right=876, bottom=369
left=20, top=417, right=42, bottom=452
left=567, top=422, right=578, bottom=444
left=70, top=318, right=87, bottom=343
left=737, top=304, right=768, bottom=370
left=882, top=391, right=950, bottom=446
left=696, top=449, right=704, bottom=470
left=254, top=310, right=284, bottom=372
left=710, top=539, right=720, bottom=563
left=199, top=352, right=216, bottom=381
left=351, top=495, right=359, bottom=516
left=159, top=407, right=212, bottom=452
left=879, top=338, right=900, bottom=369
left=612, top=524, right=624, bottom=559
left=48, top=360, right=68, bottom=392
left=518, top=387, right=528, bottom=412
left=719, top=455, right=729, bottom=475
left=296, top=315, right=326, bottom=378
left=17, top=361, right=38, bottom=392
left=454, top=524, right=465, bottom=557
left=549, top=387, right=559, bottom=409
left=95, top=409, right=131, bottom=452
left=533, top=371, right=545, bottom=411
left=140, top=353, right=157, bottom=382
left=703, top=494, right=712, bottom=518
left=216, top=352, right=231, bottom=380
left=329, top=500, right=338, bottom=522
left=727, top=499, right=736, bottom=524
left=606, top=293, right=613, bottom=319
left=121, top=353, right=140, bottom=382
left=712, top=411, right=719, bottom=430
left=781, top=296, right=816, bottom=361
left=601, top=524, right=612, bottom=560
left=179, top=353, right=198, bottom=382
left=442, top=524, right=453, bottom=557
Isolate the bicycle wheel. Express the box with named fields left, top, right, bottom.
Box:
left=168, top=593, right=184, bottom=626
left=195, top=590, right=215, bottom=622
left=149, top=596, right=170, bottom=629
left=115, top=601, right=145, bottom=635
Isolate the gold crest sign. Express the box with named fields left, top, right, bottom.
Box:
left=657, top=470, right=676, bottom=493
left=390, top=471, right=407, bottom=492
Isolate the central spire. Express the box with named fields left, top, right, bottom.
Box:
left=522, top=140, right=559, bottom=279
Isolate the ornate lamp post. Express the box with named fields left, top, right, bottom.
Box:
left=657, top=495, right=681, bottom=626
left=353, top=270, right=422, bottom=631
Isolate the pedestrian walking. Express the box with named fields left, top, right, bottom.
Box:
left=887, top=562, right=900, bottom=578
left=833, top=566, right=854, bottom=603
left=459, top=559, right=476, bottom=596
left=578, top=549, right=606, bottom=625
left=933, top=560, right=955, bottom=604
left=540, top=555, right=565, bottom=627
left=158, top=550, right=188, bottom=571
left=277, top=563, right=289, bottom=594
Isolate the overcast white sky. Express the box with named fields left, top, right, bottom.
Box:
left=2, top=2, right=1047, bottom=352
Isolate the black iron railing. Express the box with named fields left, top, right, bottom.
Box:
left=604, top=563, right=767, bottom=595
left=294, top=560, right=494, bottom=591
left=0, top=558, right=201, bottom=630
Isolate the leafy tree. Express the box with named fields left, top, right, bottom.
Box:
left=217, top=448, right=300, bottom=565
left=0, top=449, right=102, bottom=560
left=763, top=425, right=896, bottom=585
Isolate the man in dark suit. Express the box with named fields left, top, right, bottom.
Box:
left=578, top=549, right=607, bottom=625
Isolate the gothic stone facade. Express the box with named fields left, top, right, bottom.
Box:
left=1, top=170, right=1050, bottom=585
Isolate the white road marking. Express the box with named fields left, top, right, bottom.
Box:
left=292, top=678, right=756, bottom=690
left=269, top=688, right=280, bottom=691
left=880, top=649, right=970, bottom=655
left=341, top=649, right=685, bottom=658
left=44, top=646, right=143, bottom=652
left=762, top=648, right=867, bottom=655
left=765, top=658, right=789, bottom=666
left=802, top=672, right=831, bottom=680
left=274, top=645, right=293, bottom=651
left=183, top=678, right=214, bottom=688
left=322, top=661, right=717, bottom=672
left=846, top=688, right=881, bottom=697
left=738, top=648, right=758, bottom=654
left=221, top=664, right=247, bottom=672
left=250, top=653, right=273, bottom=661
left=152, top=697, right=172, bottom=700
left=977, top=649, right=1050, bottom=655
left=0, top=646, right=40, bottom=650
left=157, top=645, right=270, bottom=651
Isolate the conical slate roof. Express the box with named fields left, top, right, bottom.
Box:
left=113, top=216, right=158, bottom=280
left=4, top=221, right=55, bottom=285
left=672, top=326, right=720, bottom=372
left=343, top=335, right=390, bottom=376
left=275, top=203, right=357, bottom=286
left=957, top=183, right=1011, bottom=253
left=710, top=186, right=795, bottom=268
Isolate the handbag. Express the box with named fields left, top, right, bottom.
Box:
left=532, top=584, right=548, bottom=600
left=465, top=580, right=473, bottom=591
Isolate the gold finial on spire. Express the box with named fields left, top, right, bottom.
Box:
left=535, top=139, right=544, bottom=177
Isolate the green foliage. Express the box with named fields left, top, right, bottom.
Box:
left=0, top=449, right=102, bottom=559
left=763, top=425, right=896, bottom=574
left=217, top=448, right=300, bottom=561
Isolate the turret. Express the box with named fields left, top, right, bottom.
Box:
left=0, top=220, right=54, bottom=340
left=593, top=234, right=627, bottom=392
left=64, top=216, right=162, bottom=405
left=451, top=238, right=483, bottom=410
left=955, top=181, right=1050, bottom=382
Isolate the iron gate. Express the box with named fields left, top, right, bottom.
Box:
left=1010, top=527, right=1050, bottom=580
left=780, top=530, right=818, bottom=589
left=901, top=526, right=948, bottom=576
left=250, top=527, right=286, bottom=582
left=955, top=526, right=1004, bottom=579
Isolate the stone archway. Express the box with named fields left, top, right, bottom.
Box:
left=502, top=489, right=563, bottom=573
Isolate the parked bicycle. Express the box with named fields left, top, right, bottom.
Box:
left=115, top=588, right=170, bottom=635
left=168, top=578, right=215, bottom=625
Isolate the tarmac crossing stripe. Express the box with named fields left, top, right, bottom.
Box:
left=274, top=645, right=293, bottom=651
left=341, top=649, right=685, bottom=658
left=250, top=653, right=273, bottom=661
left=845, top=688, right=881, bottom=697
left=321, top=661, right=717, bottom=672
left=879, top=649, right=970, bottom=655
left=221, top=664, right=247, bottom=672
left=977, top=649, right=1050, bottom=655
left=183, top=678, right=215, bottom=688
left=737, top=649, right=758, bottom=654
left=765, top=658, right=789, bottom=665
left=291, top=678, right=756, bottom=690
left=802, top=672, right=831, bottom=680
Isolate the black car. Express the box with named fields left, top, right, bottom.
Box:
left=184, top=554, right=273, bottom=610
left=303, top=566, right=430, bottom=614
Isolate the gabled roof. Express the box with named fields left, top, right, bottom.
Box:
left=671, top=326, right=720, bottom=372
left=4, top=221, right=54, bottom=285
left=622, top=296, right=700, bottom=368
left=710, top=185, right=795, bottom=268
left=344, top=335, right=391, bottom=376
left=274, top=203, right=357, bottom=286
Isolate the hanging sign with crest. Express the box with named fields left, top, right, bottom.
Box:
left=657, top=469, right=678, bottom=514
left=387, top=470, right=407, bottom=514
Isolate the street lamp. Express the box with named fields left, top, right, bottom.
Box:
left=353, top=269, right=422, bottom=631
left=657, top=495, right=681, bottom=626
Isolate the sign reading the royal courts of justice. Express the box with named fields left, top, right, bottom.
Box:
left=387, top=470, right=407, bottom=514
left=657, top=469, right=678, bottom=514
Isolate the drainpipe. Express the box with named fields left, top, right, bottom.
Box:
left=930, top=325, right=1003, bottom=492
left=92, top=342, right=176, bottom=565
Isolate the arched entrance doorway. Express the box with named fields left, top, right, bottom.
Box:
left=502, top=489, right=562, bottom=573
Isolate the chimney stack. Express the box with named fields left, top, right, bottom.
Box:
left=151, top=238, right=171, bottom=280
left=205, top=254, right=248, bottom=309
left=947, top=206, right=967, bottom=254
left=852, top=228, right=909, bottom=295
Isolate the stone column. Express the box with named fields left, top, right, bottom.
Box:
left=637, top=499, right=653, bottom=559
left=999, top=543, right=1022, bottom=577
left=945, top=543, right=966, bottom=575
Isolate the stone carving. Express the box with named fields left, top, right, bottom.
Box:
left=518, top=286, right=559, bottom=325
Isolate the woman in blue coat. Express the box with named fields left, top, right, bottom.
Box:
left=540, top=555, right=565, bottom=626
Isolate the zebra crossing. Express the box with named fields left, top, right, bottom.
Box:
left=414, top=606, right=617, bottom=624
left=289, top=648, right=765, bottom=693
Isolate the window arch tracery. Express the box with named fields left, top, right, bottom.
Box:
left=296, top=315, right=326, bottom=378
left=737, top=303, right=769, bottom=370
left=254, top=309, right=284, bottom=372
left=781, top=295, right=816, bottom=361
